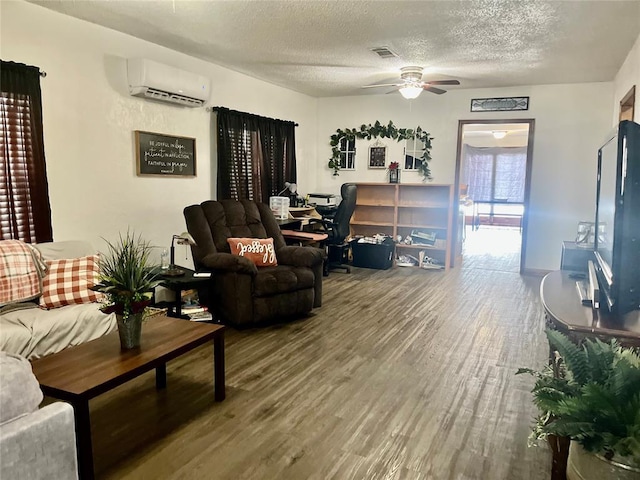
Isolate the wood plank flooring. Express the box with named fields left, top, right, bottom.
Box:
left=80, top=252, right=550, bottom=479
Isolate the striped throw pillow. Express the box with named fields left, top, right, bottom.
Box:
left=39, top=255, right=103, bottom=309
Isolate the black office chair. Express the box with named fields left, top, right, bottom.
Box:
left=312, top=183, right=357, bottom=275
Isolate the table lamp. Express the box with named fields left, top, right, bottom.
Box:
left=165, top=232, right=197, bottom=277
left=277, top=181, right=297, bottom=196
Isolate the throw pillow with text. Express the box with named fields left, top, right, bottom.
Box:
left=227, top=238, right=277, bottom=267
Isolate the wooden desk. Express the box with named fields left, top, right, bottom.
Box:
left=289, top=206, right=317, bottom=218
left=540, top=270, right=640, bottom=347
left=275, top=217, right=303, bottom=229
left=280, top=229, right=328, bottom=246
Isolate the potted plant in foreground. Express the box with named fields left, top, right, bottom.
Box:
left=93, top=231, right=160, bottom=349
left=517, top=330, right=640, bottom=479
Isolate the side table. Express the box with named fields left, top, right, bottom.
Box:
left=560, top=241, right=594, bottom=272
left=156, top=268, right=214, bottom=319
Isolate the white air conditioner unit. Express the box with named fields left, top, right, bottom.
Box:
left=127, top=58, right=210, bottom=107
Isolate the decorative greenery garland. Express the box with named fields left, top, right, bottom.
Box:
left=328, top=120, right=433, bottom=180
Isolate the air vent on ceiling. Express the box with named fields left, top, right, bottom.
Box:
left=370, top=46, right=398, bottom=59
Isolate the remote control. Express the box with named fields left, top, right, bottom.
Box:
left=193, top=272, right=211, bottom=278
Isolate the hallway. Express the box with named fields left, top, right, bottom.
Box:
left=461, top=225, right=522, bottom=273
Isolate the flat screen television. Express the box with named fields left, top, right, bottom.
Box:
left=594, top=119, right=640, bottom=315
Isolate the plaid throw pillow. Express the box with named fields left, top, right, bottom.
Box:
left=0, top=240, right=46, bottom=306
left=39, top=255, right=103, bottom=309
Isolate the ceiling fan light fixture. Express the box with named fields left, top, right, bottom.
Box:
left=399, top=84, right=422, bottom=99
left=492, top=130, right=507, bottom=139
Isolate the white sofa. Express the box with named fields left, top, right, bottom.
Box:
left=0, top=352, right=78, bottom=480
left=0, top=241, right=116, bottom=360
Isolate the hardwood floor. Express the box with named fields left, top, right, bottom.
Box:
left=84, top=255, right=551, bottom=479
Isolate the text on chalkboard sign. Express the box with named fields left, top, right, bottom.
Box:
left=135, top=131, right=196, bottom=177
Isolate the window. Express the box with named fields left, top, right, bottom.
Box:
left=462, top=145, right=526, bottom=203
left=404, top=137, right=424, bottom=170
left=339, top=138, right=356, bottom=170
left=215, top=108, right=297, bottom=202
left=0, top=61, right=52, bottom=243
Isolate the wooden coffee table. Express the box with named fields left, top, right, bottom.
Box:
left=30, top=315, right=225, bottom=480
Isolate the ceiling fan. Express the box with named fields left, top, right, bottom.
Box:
left=361, top=66, right=460, bottom=99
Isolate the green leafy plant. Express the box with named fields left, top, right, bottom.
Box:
left=93, top=231, right=160, bottom=321
left=328, top=120, right=433, bottom=180
left=517, top=330, right=640, bottom=467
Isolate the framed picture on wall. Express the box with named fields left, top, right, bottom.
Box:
left=369, top=146, right=387, bottom=169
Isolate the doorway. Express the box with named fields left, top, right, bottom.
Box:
left=453, top=119, right=535, bottom=274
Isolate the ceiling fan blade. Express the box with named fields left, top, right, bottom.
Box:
left=423, top=85, right=447, bottom=95
left=425, top=79, right=460, bottom=86
left=361, top=83, right=403, bottom=89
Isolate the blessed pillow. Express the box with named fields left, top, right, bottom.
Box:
left=227, top=238, right=277, bottom=267
left=39, top=254, right=103, bottom=309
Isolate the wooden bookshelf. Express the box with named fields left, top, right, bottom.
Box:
left=351, top=183, right=455, bottom=270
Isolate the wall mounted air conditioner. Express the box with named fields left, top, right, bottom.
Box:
left=127, top=58, right=211, bottom=107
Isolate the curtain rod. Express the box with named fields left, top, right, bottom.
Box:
left=40, top=70, right=47, bottom=78
left=207, top=106, right=298, bottom=126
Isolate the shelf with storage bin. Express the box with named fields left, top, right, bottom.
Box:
left=356, top=200, right=396, bottom=207
left=351, top=204, right=395, bottom=226
left=355, top=183, right=397, bottom=207
left=350, top=183, right=455, bottom=269
left=397, top=207, right=449, bottom=229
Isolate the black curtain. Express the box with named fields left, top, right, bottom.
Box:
left=0, top=60, right=53, bottom=243
left=215, top=107, right=296, bottom=203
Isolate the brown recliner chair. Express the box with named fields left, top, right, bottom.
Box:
left=183, top=200, right=325, bottom=328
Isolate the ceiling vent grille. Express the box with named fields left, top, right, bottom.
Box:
left=370, top=46, right=398, bottom=59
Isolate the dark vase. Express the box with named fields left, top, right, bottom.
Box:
left=116, top=312, right=143, bottom=349
left=389, top=168, right=400, bottom=183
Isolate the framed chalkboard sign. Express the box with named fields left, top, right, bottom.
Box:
left=368, top=146, right=387, bottom=169
left=135, top=131, right=196, bottom=177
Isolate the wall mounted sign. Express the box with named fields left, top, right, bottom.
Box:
left=135, top=130, right=196, bottom=177
left=470, top=97, right=529, bottom=112
left=369, top=146, right=387, bottom=169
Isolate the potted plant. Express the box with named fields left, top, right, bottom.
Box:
left=517, top=330, right=640, bottom=479
left=93, top=231, right=160, bottom=349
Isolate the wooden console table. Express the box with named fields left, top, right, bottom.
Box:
left=540, top=270, right=640, bottom=347
left=540, top=270, right=639, bottom=479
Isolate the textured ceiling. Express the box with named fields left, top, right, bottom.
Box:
left=28, top=0, right=640, bottom=97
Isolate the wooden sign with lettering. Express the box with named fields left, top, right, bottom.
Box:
left=135, top=131, right=196, bottom=177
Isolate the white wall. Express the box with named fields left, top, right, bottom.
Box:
left=613, top=32, right=640, bottom=124
left=315, top=83, right=613, bottom=271
left=0, top=0, right=317, bottom=262
left=1, top=0, right=624, bottom=272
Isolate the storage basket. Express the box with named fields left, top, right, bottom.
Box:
left=269, top=196, right=290, bottom=220
left=350, top=238, right=395, bottom=270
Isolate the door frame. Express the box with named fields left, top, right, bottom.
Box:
left=453, top=119, right=535, bottom=274
left=619, top=85, right=635, bottom=122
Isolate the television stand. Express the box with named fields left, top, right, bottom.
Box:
left=541, top=270, right=640, bottom=348
left=540, top=270, right=640, bottom=480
